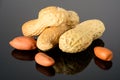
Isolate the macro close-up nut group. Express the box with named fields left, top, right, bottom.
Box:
left=9, top=6, right=113, bottom=67
left=22, top=6, right=80, bottom=51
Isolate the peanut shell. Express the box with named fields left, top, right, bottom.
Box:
left=59, top=19, right=105, bottom=53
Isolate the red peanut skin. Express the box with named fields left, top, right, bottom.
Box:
left=94, top=47, right=113, bottom=61
left=9, top=36, right=36, bottom=50
left=35, top=52, right=55, bottom=67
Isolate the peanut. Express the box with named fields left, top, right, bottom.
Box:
left=36, top=9, right=79, bottom=51
left=35, top=52, right=55, bottom=67
left=36, top=24, right=72, bottom=51
left=76, top=19, right=105, bottom=40
left=9, top=36, right=36, bottom=50
left=59, top=19, right=105, bottom=53
left=94, top=46, right=113, bottom=61
left=22, top=6, right=80, bottom=37
left=22, top=19, right=38, bottom=37
left=67, top=10, right=80, bottom=27
left=22, top=6, right=69, bottom=37
left=21, top=6, right=80, bottom=51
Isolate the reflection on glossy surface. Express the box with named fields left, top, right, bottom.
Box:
left=52, top=51, right=93, bottom=75
left=94, top=56, right=112, bottom=70
left=11, top=49, right=38, bottom=61
left=10, top=39, right=112, bottom=76
left=35, top=63, right=55, bottom=77
left=45, top=39, right=105, bottom=75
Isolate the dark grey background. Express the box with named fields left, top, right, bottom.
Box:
left=0, top=0, right=120, bottom=80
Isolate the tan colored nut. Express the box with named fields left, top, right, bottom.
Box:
left=59, top=19, right=105, bottom=53
left=75, top=19, right=105, bottom=40
left=59, top=28, right=93, bottom=53
left=37, top=24, right=72, bottom=51
left=22, top=6, right=69, bottom=37
left=22, top=19, right=39, bottom=36
left=67, top=10, right=80, bottom=27
left=36, top=9, right=80, bottom=51
left=38, top=6, right=68, bottom=26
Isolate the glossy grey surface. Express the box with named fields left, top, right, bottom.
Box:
left=0, top=0, right=120, bottom=80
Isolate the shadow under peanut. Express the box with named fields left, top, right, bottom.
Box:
left=11, top=49, right=38, bottom=61
left=94, top=56, right=112, bottom=70
left=35, top=63, right=55, bottom=77
left=10, top=39, right=112, bottom=76
left=45, top=39, right=105, bottom=75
